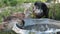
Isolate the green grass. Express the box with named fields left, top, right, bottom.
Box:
left=49, top=3, right=60, bottom=20
left=0, top=30, right=17, bottom=34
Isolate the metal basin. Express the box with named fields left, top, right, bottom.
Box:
left=12, top=18, right=60, bottom=34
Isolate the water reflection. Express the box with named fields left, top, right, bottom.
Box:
left=23, top=24, right=60, bottom=32
left=23, top=18, right=60, bottom=32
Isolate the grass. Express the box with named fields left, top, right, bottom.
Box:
left=0, top=30, right=17, bottom=34
left=49, top=3, right=60, bottom=20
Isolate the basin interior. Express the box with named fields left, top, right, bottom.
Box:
left=17, top=18, right=60, bottom=32
left=23, top=24, right=60, bottom=31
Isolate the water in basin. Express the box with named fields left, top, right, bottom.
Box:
left=22, top=18, right=60, bottom=32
